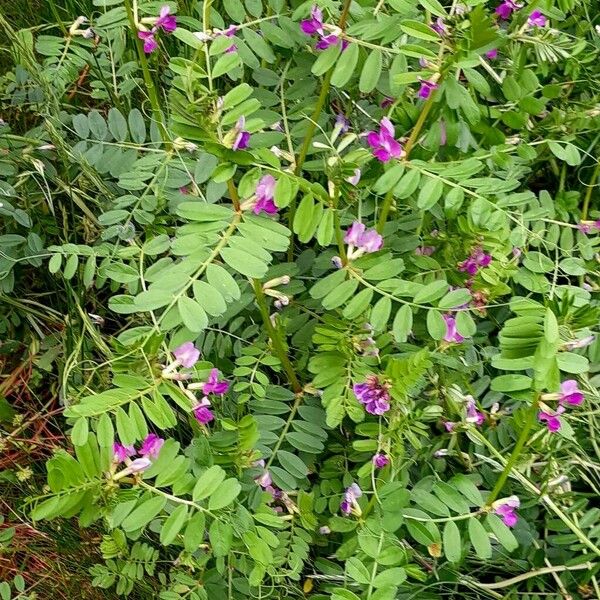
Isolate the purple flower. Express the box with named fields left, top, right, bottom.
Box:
left=335, top=114, right=350, bottom=133
left=138, top=30, right=158, bottom=54
left=316, top=33, right=341, bottom=50
left=577, top=220, right=600, bottom=234
left=444, top=422, right=456, bottom=432
left=113, top=443, right=136, bottom=463
left=173, top=341, right=200, bottom=368
left=346, top=168, right=361, bottom=186
left=232, top=116, right=250, bottom=150
left=300, top=5, right=324, bottom=35
left=418, top=79, right=438, bottom=99
left=430, top=17, right=446, bottom=35
left=194, top=403, right=214, bottom=424
left=372, top=453, right=389, bottom=468
left=344, top=221, right=366, bottom=246
left=353, top=375, right=391, bottom=415
left=380, top=97, right=394, bottom=108
left=139, top=434, right=164, bottom=459
left=528, top=10, right=547, bottom=27
left=443, top=315, right=464, bottom=344
left=344, top=221, right=383, bottom=256
left=415, top=246, right=436, bottom=256
left=486, top=49, right=498, bottom=59
left=341, top=483, right=362, bottom=515
left=202, top=368, right=229, bottom=395
left=459, top=247, right=492, bottom=276
left=156, top=5, right=177, bottom=33
left=366, top=118, right=403, bottom=162
left=254, top=175, right=278, bottom=215
left=465, top=397, right=485, bottom=426
left=122, top=457, right=152, bottom=475
left=559, top=380, right=584, bottom=406
left=493, top=496, right=520, bottom=527
left=225, top=43, right=238, bottom=53
left=495, top=0, right=522, bottom=20
left=361, top=229, right=384, bottom=253
left=538, top=405, right=564, bottom=432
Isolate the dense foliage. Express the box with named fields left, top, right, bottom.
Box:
left=1, top=0, right=600, bottom=598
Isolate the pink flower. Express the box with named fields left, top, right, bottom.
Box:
left=538, top=405, right=564, bottom=432
left=254, top=175, right=278, bottom=215
left=459, top=247, right=492, bottom=276
left=139, top=433, right=164, bottom=459
left=559, top=380, right=584, bottom=406
left=138, top=30, right=158, bottom=54
left=486, top=49, right=498, bottom=59
left=418, top=79, right=438, bottom=99
left=430, top=17, right=446, bottom=35
left=202, top=368, right=229, bottom=395
left=156, top=5, right=177, bottom=33
left=444, top=422, right=456, bottom=432
left=366, top=117, right=403, bottom=162
left=344, top=221, right=383, bottom=257
left=577, top=220, right=600, bottom=234
left=528, top=10, right=547, bottom=27
left=194, top=400, right=214, bottom=424
left=113, top=443, right=136, bottom=463
left=316, top=34, right=342, bottom=50
left=372, top=453, right=389, bottom=468
left=232, top=116, right=250, bottom=150
left=493, top=496, right=520, bottom=527
left=466, top=397, right=485, bottom=426
left=443, top=315, right=464, bottom=344
left=120, top=457, right=152, bottom=476
left=353, top=375, right=391, bottom=415
left=495, top=0, right=522, bottom=20
left=340, top=483, right=362, bottom=515
left=173, top=341, right=200, bottom=368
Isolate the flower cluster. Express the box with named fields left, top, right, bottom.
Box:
left=138, top=5, right=177, bottom=54
left=459, top=247, right=492, bottom=277
left=353, top=375, right=391, bottom=415
left=189, top=368, right=230, bottom=424
left=300, top=6, right=345, bottom=50
left=538, top=380, right=584, bottom=432
left=112, top=434, right=165, bottom=477
left=366, top=118, right=403, bottom=162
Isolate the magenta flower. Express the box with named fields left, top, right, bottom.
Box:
left=418, top=79, right=438, bottom=99
left=344, top=221, right=383, bottom=257
left=346, top=168, right=361, bottom=186
left=380, top=97, right=394, bottom=108
left=173, top=341, right=200, bottom=368
left=340, top=482, right=362, bottom=515
left=528, top=10, right=547, bottom=27
left=156, top=5, right=177, bottom=33
left=194, top=401, right=214, bottom=424
left=466, top=397, right=485, bottom=426
left=138, top=30, right=158, bottom=54
left=493, top=496, right=520, bottom=527
left=366, top=117, right=403, bottom=162
left=430, top=17, right=446, bottom=35
left=353, top=375, right=391, bottom=415
left=316, top=34, right=342, bottom=50
left=113, top=443, right=136, bottom=463
left=300, top=5, right=325, bottom=35
left=139, top=433, right=164, bottom=459
left=486, top=49, right=498, bottom=59
left=202, top=368, right=229, bottom=395
left=232, top=116, right=250, bottom=150
left=496, top=0, right=522, bottom=20
left=559, top=380, right=584, bottom=406
left=254, top=175, right=278, bottom=215
left=459, top=247, right=492, bottom=276
left=372, top=453, right=389, bottom=468
left=538, top=405, right=564, bottom=432
left=443, top=315, right=464, bottom=344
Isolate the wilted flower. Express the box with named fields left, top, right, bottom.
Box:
left=353, top=375, right=391, bottom=415
left=563, top=336, right=594, bottom=351
left=139, top=434, right=164, bottom=459
left=528, top=10, right=547, bottom=27
left=173, top=341, right=201, bottom=368
left=493, top=496, right=520, bottom=527
left=115, top=457, right=152, bottom=478
left=344, top=221, right=383, bottom=258
left=346, top=168, right=361, bottom=186
left=495, top=0, right=522, bottom=20
left=415, top=246, right=436, bottom=256
left=340, top=483, right=362, bottom=515
left=254, top=175, right=278, bottom=215
left=443, top=315, right=464, bottom=344
left=430, top=17, right=446, bottom=35
left=113, top=443, right=136, bottom=463
left=444, top=421, right=456, bottom=432
left=319, top=525, right=331, bottom=535
left=202, top=368, right=230, bottom=395
left=380, top=97, right=394, bottom=108
left=372, top=453, right=389, bottom=468
left=577, top=220, right=600, bottom=234
left=418, top=79, right=438, bottom=99
left=366, top=117, right=403, bottom=162
left=335, top=114, right=349, bottom=133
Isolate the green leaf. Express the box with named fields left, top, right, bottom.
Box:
left=206, top=263, right=241, bottom=302
left=311, top=42, right=342, bottom=76
left=359, top=49, right=383, bottom=93
left=160, top=504, right=188, bottom=545
left=426, top=310, right=446, bottom=340
left=486, top=514, right=518, bottom=552
left=96, top=413, right=114, bottom=447
left=456, top=311, right=476, bottom=337
left=346, top=557, right=371, bottom=585
left=71, top=417, right=89, bottom=446
left=183, top=511, right=206, bottom=552
left=176, top=203, right=233, bottom=222
left=193, top=465, right=227, bottom=501
left=177, top=296, right=208, bottom=333
left=468, top=517, right=492, bottom=559
left=438, top=289, right=471, bottom=309
left=420, top=0, right=447, bottom=17
left=121, top=496, right=167, bottom=532
left=443, top=521, right=462, bottom=563
left=322, top=279, right=359, bottom=309
left=331, top=43, right=359, bottom=88
left=220, top=247, right=268, bottom=278
left=277, top=450, right=308, bottom=479
left=193, top=280, right=227, bottom=316
left=212, top=52, right=241, bottom=78
left=400, top=20, right=440, bottom=41
left=392, top=304, right=413, bottom=343
left=417, top=177, right=444, bottom=210
left=209, top=520, right=233, bottom=556
left=414, top=280, right=448, bottom=304
left=208, top=478, right=241, bottom=510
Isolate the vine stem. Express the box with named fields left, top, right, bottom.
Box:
left=252, top=280, right=302, bottom=393
left=486, top=398, right=538, bottom=505
left=123, top=0, right=170, bottom=146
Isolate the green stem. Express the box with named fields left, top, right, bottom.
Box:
left=582, top=160, right=600, bottom=220
left=487, top=398, right=538, bottom=504
left=123, top=0, right=170, bottom=146
left=252, top=280, right=302, bottom=393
